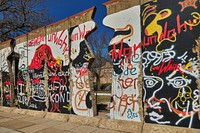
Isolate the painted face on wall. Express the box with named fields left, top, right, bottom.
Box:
left=141, top=0, right=200, bottom=128
left=170, top=86, right=197, bottom=116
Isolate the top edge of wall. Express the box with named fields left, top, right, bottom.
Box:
left=0, top=6, right=96, bottom=49
left=0, top=33, right=27, bottom=50
left=46, top=6, right=96, bottom=35
left=15, top=34, right=27, bottom=45
left=140, top=0, right=154, bottom=5
left=0, top=40, right=10, bottom=50
left=103, top=0, right=141, bottom=15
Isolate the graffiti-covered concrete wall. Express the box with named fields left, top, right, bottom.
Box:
left=0, top=0, right=200, bottom=130
left=103, top=5, right=142, bottom=121
left=16, top=35, right=28, bottom=109
left=0, top=7, right=96, bottom=117
left=0, top=40, right=12, bottom=107
left=70, top=21, right=95, bottom=116
left=103, top=0, right=200, bottom=129
left=142, top=0, right=200, bottom=128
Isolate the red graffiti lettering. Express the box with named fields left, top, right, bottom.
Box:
left=75, top=90, right=88, bottom=110
left=111, top=40, right=141, bottom=61
left=143, top=14, right=198, bottom=46
left=118, top=77, right=138, bottom=89
left=76, top=74, right=90, bottom=89
left=47, top=30, right=69, bottom=53
left=151, top=60, right=183, bottom=75
left=118, top=94, right=138, bottom=116
left=28, top=34, right=45, bottom=46
left=70, top=24, right=92, bottom=42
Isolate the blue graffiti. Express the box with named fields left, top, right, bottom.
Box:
left=127, top=109, right=138, bottom=119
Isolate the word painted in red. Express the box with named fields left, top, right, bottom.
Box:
left=151, top=60, right=183, bottom=75
left=111, top=40, right=141, bottom=61
left=28, top=34, right=45, bottom=47
left=143, top=14, right=199, bottom=46
left=47, top=30, right=69, bottom=54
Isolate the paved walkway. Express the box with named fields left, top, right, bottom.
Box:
left=0, top=112, right=123, bottom=133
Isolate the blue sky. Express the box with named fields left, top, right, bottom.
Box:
left=41, top=0, right=112, bottom=34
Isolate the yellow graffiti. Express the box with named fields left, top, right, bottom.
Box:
left=142, top=4, right=157, bottom=25
left=143, top=7, right=178, bottom=51
left=184, top=12, right=200, bottom=26
left=83, top=51, right=93, bottom=61
left=63, top=104, right=71, bottom=111
left=170, top=86, right=197, bottom=116
left=182, top=62, right=193, bottom=71
left=56, top=56, right=62, bottom=66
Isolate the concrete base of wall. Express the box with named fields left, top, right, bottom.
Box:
left=0, top=106, right=199, bottom=133
left=143, top=123, right=200, bottom=133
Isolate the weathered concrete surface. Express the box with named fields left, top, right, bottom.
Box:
left=53, top=122, right=80, bottom=131
left=99, top=118, right=142, bottom=133
left=70, top=125, right=99, bottom=133
left=25, top=109, right=46, bottom=118
left=0, top=127, right=21, bottom=133
left=33, top=128, right=64, bottom=133
left=18, top=124, right=50, bottom=133
left=44, top=112, right=69, bottom=122
left=0, top=107, right=200, bottom=132
left=103, top=0, right=144, bottom=123
left=143, top=123, right=200, bottom=133
left=140, top=0, right=152, bottom=4
left=93, top=128, right=121, bottom=133
left=196, top=36, right=200, bottom=120
left=0, top=109, right=122, bottom=133
left=0, top=119, right=35, bottom=130
left=12, top=108, right=28, bottom=115
left=0, top=106, right=14, bottom=113
left=68, top=115, right=101, bottom=127
left=0, top=40, right=10, bottom=50
left=103, top=0, right=140, bottom=15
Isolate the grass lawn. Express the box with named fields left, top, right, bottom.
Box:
left=96, top=95, right=111, bottom=104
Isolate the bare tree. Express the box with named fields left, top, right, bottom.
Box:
left=87, top=31, right=112, bottom=90
left=0, top=0, right=52, bottom=42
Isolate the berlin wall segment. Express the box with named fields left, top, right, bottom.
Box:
left=0, top=42, right=12, bottom=107
left=0, top=0, right=200, bottom=130
left=69, top=21, right=96, bottom=116
left=103, top=0, right=200, bottom=129
left=142, top=0, right=200, bottom=129
left=0, top=8, right=96, bottom=117
left=103, top=5, right=142, bottom=122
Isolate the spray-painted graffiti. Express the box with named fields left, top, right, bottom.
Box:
left=70, top=21, right=95, bottom=116
left=27, top=34, right=46, bottom=110
left=142, top=0, right=200, bottom=128
left=28, top=38, right=70, bottom=113
left=0, top=8, right=96, bottom=117
left=47, top=29, right=70, bottom=113
left=15, top=28, right=71, bottom=113
left=16, top=41, right=28, bottom=109
left=103, top=6, right=141, bottom=121
left=1, top=47, right=13, bottom=107
left=1, top=47, right=10, bottom=72
left=2, top=81, right=11, bottom=106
